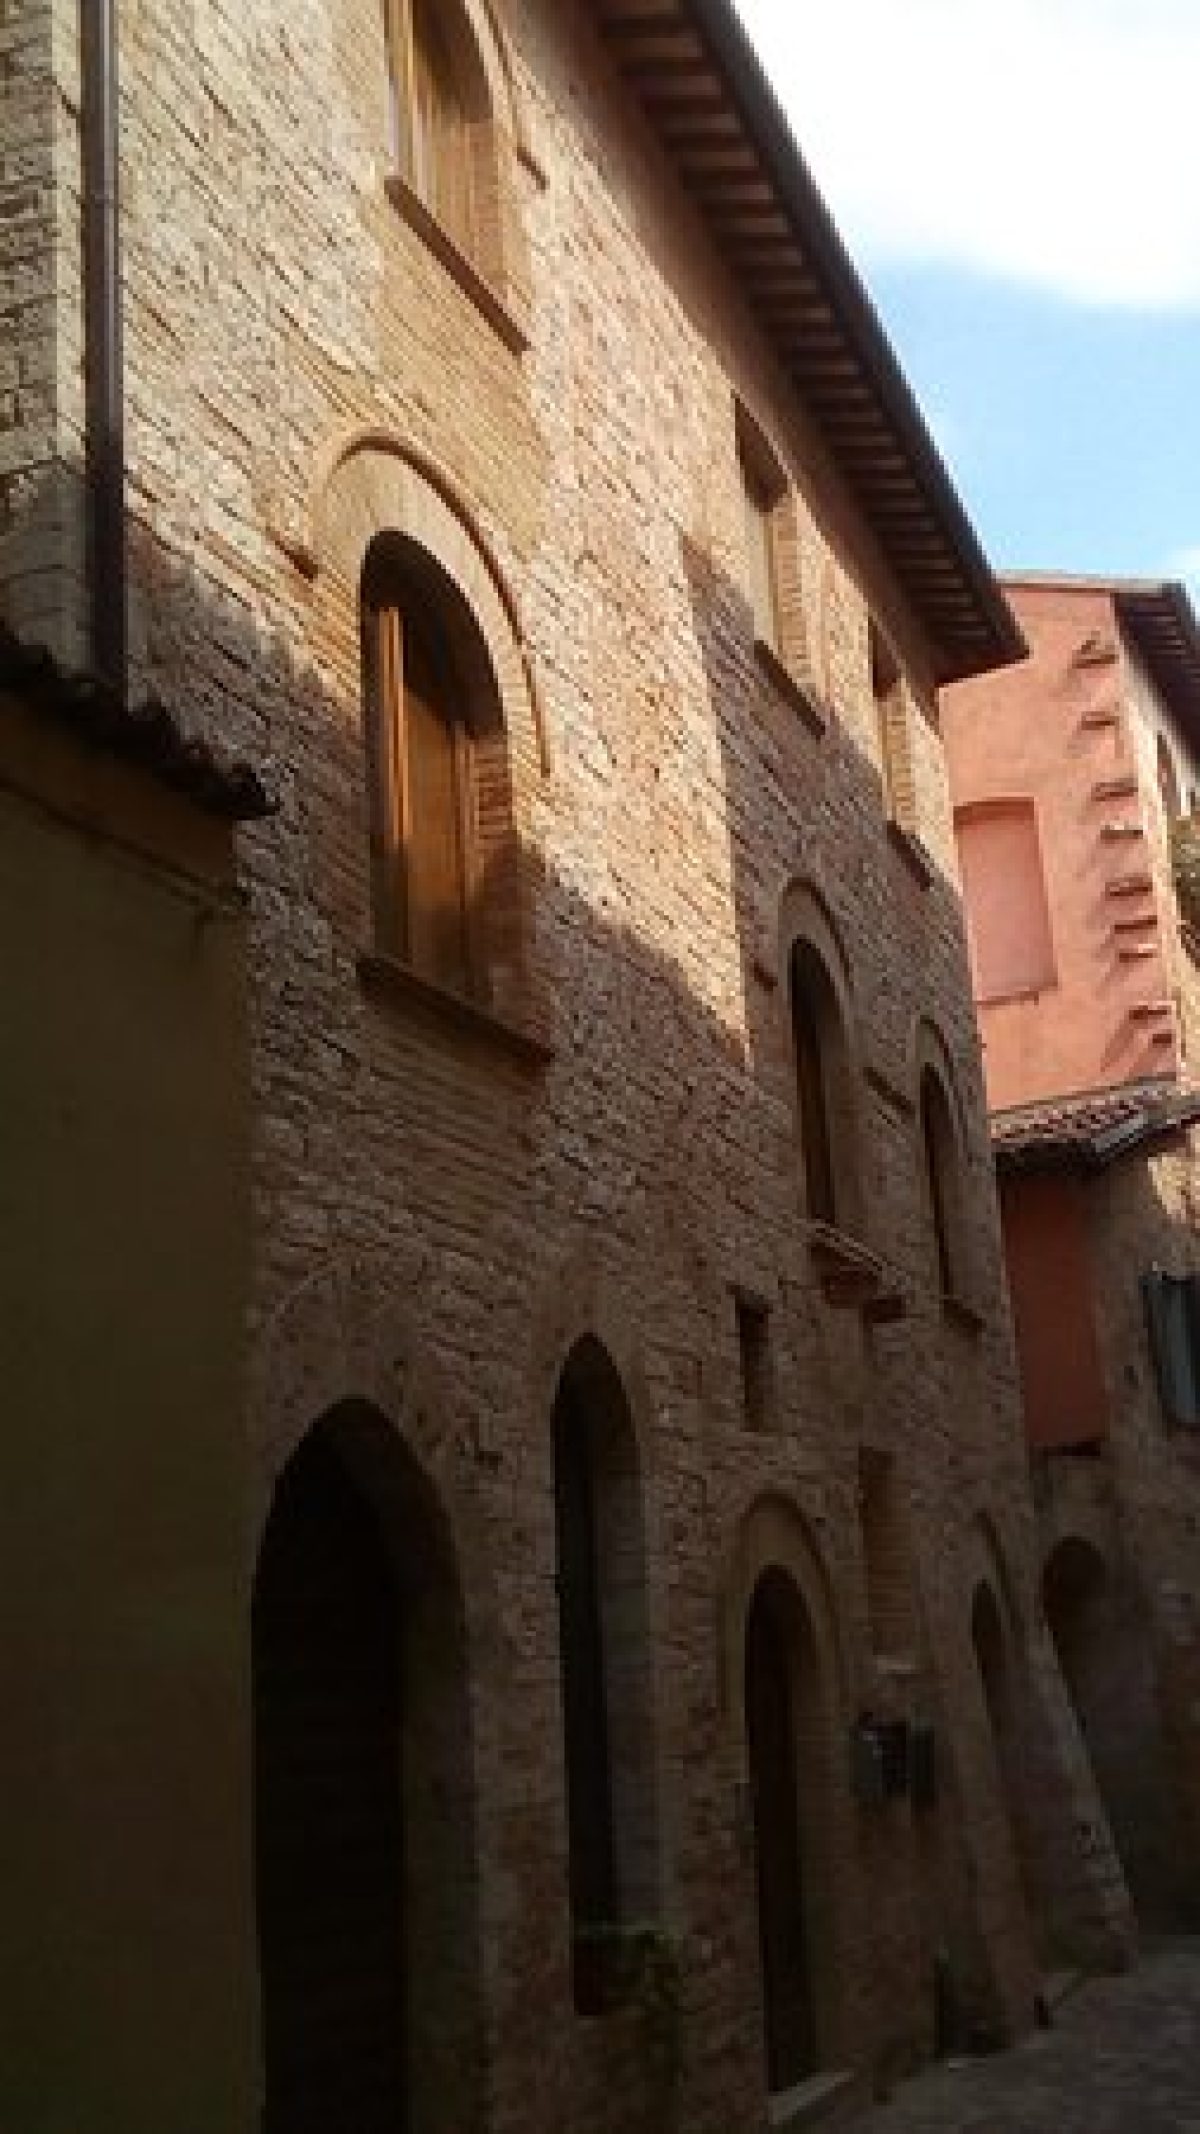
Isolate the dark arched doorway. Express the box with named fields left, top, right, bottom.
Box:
left=1044, top=1538, right=1179, bottom=1926
left=253, top=1405, right=477, bottom=2134
left=745, top=1568, right=822, bottom=2094
left=971, top=1581, right=1044, bottom=1960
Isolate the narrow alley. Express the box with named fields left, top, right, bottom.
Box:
left=861, top=1944, right=1200, bottom=2133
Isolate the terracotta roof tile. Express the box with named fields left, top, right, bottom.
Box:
left=0, top=623, right=273, bottom=821
left=993, top=1080, right=1200, bottom=1172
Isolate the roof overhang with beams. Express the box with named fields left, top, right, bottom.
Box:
left=594, top=0, right=1025, bottom=686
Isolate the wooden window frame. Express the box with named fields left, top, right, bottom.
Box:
left=364, top=595, right=484, bottom=1001
left=384, top=0, right=481, bottom=264
left=742, top=453, right=784, bottom=656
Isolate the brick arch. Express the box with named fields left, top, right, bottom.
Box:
left=528, top=1243, right=663, bottom=1481
left=965, top=1511, right=1028, bottom=1651
left=249, top=1250, right=495, bottom=1615
left=720, top=1490, right=849, bottom=1723
left=1037, top=1500, right=1118, bottom=1588
left=250, top=1261, right=504, bottom=2131
left=311, top=430, right=548, bottom=777
left=909, top=1015, right=969, bottom=1151
left=721, top=1490, right=856, bottom=2077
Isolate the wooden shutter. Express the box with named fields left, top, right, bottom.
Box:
left=410, top=0, right=477, bottom=257
left=364, top=603, right=407, bottom=961
left=401, top=618, right=472, bottom=994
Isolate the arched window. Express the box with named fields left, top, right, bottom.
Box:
left=551, top=1339, right=657, bottom=2012
left=920, top=1066, right=960, bottom=1298
left=384, top=0, right=485, bottom=263
left=360, top=540, right=485, bottom=998
left=789, top=942, right=841, bottom=1225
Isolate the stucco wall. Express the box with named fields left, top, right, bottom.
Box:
left=943, top=581, right=1182, bottom=1109
left=0, top=733, right=254, bottom=2134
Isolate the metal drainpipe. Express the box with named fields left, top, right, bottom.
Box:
left=80, top=0, right=126, bottom=696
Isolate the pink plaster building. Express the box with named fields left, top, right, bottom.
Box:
left=943, top=575, right=1200, bottom=1933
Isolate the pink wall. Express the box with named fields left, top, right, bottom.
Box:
left=942, top=582, right=1177, bottom=1113
left=1000, top=1172, right=1109, bottom=1451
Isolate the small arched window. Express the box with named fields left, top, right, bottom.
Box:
left=790, top=941, right=841, bottom=1225
left=920, top=1065, right=961, bottom=1299
left=361, top=543, right=482, bottom=997
left=385, top=0, right=485, bottom=263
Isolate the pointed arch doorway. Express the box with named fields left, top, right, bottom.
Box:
left=744, top=1567, right=823, bottom=2094
left=252, top=1403, right=478, bottom=2134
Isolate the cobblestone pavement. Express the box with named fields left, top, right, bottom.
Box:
left=859, top=1942, right=1200, bottom=2132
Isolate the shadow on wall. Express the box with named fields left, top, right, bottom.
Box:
left=0, top=457, right=1051, bottom=2130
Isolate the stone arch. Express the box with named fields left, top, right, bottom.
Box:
left=723, top=1493, right=852, bottom=2086
left=312, top=431, right=548, bottom=777
left=529, top=1244, right=662, bottom=1480
left=1042, top=1533, right=1181, bottom=1925
left=253, top=1397, right=484, bottom=2133
left=250, top=1249, right=487, bottom=1573
left=966, top=1511, right=1026, bottom=1647
left=777, top=876, right=866, bottom=1233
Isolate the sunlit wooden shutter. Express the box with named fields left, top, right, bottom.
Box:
left=401, top=619, right=472, bottom=993
left=410, top=0, right=477, bottom=258
left=365, top=603, right=407, bottom=961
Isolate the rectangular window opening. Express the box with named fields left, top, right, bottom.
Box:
left=736, top=409, right=787, bottom=657
left=735, top=1291, right=774, bottom=1434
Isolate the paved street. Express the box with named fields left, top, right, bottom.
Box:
left=861, top=1943, right=1200, bottom=2132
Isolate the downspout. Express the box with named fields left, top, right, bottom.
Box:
left=80, top=0, right=126, bottom=696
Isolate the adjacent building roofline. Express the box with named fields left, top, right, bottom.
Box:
left=0, top=624, right=274, bottom=821
left=1004, top=575, right=1200, bottom=749
left=992, top=1077, right=1200, bottom=1175
left=595, top=0, right=1025, bottom=686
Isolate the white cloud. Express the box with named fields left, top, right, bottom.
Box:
left=732, top=0, right=1200, bottom=308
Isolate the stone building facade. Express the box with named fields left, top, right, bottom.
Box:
left=943, top=575, right=1200, bottom=1939
left=2, top=5, right=1138, bottom=2131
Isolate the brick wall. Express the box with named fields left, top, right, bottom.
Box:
left=4, top=0, right=1134, bottom=2125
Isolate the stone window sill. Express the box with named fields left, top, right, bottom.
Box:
left=807, top=1222, right=887, bottom=1309
left=885, top=818, right=935, bottom=890
left=754, top=638, right=827, bottom=737
left=384, top=175, right=530, bottom=356
left=941, top=1291, right=985, bottom=1337
left=357, top=951, right=552, bottom=1070
left=978, top=978, right=1058, bottom=1009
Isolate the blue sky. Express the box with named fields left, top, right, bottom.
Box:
left=731, top=0, right=1200, bottom=597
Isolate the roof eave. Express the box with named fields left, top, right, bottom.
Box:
left=598, top=0, right=1025, bottom=684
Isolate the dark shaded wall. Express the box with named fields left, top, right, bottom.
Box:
left=0, top=694, right=256, bottom=2133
